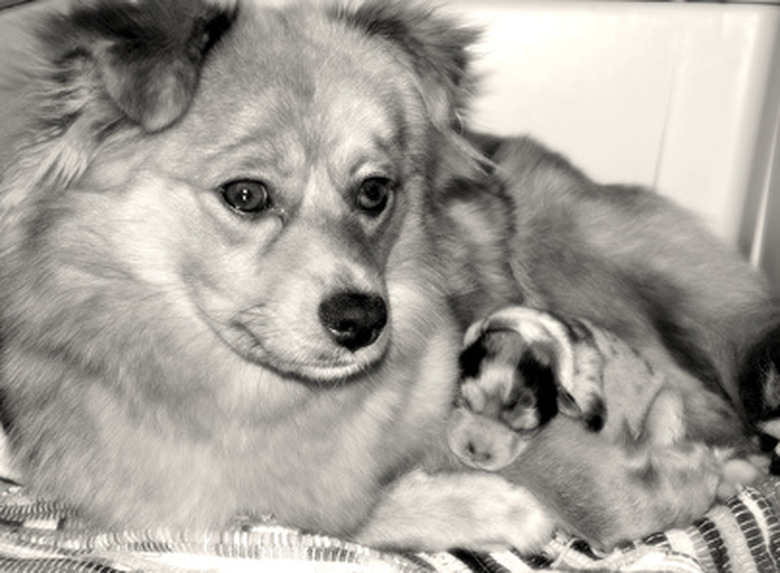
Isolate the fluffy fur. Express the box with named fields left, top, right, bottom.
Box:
left=0, top=0, right=778, bottom=552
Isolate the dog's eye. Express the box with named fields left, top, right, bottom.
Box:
left=356, top=177, right=393, bottom=216
left=220, top=180, right=272, bottom=214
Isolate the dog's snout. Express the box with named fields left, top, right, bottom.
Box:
left=318, top=291, right=387, bottom=351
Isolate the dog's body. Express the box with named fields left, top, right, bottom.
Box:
left=1, top=0, right=779, bottom=553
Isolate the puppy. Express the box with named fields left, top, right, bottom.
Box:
left=0, top=0, right=778, bottom=553
left=452, top=307, right=708, bottom=465
left=448, top=307, right=765, bottom=546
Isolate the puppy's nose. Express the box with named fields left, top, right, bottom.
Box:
left=318, top=291, right=387, bottom=351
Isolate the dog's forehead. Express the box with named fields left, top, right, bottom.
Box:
left=185, top=4, right=418, bottom=145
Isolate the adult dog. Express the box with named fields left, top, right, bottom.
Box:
left=0, top=0, right=778, bottom=552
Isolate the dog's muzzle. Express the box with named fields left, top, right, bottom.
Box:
left=318, top=291, right=387, bottom=351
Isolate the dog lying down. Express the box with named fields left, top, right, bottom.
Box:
left=1, top=0, right=780, bottom=554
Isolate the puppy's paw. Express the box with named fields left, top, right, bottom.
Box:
left=628, top=442, right=722, bottom=527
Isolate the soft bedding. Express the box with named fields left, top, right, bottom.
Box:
left=0, top=477, right=776, bottom=573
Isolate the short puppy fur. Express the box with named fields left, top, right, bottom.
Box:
left=449, top=307, right=765, bottom=546
left=1, top=0, right=779, bottom=552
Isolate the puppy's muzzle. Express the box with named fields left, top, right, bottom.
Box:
left=318, top=291, right=388, bottom=351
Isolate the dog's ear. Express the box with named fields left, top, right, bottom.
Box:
left=43, top=0, right=236, bottom=132
left=332, top=0, right=479, bottom=127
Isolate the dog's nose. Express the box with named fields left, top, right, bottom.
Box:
left=318, top=291, right=387, bottom=351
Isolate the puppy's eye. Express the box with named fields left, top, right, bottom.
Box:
left=356, top=177, right=393, bottom=216
left=220, top=179, right=271, bottom=214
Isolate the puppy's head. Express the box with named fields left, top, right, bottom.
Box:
left=1, top=1, right=479, bottom=404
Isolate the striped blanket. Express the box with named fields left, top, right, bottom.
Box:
left=0, top=477, right=777, bottom=572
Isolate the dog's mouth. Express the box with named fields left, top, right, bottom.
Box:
left=224, top=320, right=390, bottom=385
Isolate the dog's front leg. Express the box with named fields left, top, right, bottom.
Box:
left=354, top=469, right=556, bottom=552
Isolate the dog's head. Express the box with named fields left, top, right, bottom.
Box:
left=1, top=0, right=480, bottom=399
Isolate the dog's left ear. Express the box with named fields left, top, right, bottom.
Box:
left=46, top=0, right=236, bottom=131
left=332, top=0, right=479, bottom=127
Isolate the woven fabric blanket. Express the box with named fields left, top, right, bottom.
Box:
left=0, top=478, right=777, bottom=573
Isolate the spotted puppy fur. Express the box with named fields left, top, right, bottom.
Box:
left=448, top=307, right=765, bottom=499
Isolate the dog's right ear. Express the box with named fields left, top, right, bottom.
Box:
left=332, top=0, right=479, bottom=129
left=42, top=0, right=237, bottom=132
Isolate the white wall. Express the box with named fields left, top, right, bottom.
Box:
left=448, top=1, right=780, bottom=291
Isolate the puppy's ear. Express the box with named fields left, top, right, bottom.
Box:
left=332, top=0, right=479, bottom=127
left=43, top=0, right=236, bottom=131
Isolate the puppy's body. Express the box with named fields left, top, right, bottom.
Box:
left=448, top=307, right=768, bottom=547
left=0, top=0, right=778, bottom=552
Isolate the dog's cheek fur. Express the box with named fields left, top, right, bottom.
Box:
left=0, top=42, right=253, bottom=494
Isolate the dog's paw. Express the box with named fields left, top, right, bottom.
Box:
left=714, top=449, right=769, bottom=500
left=355, top=471, right=556, bottom=552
